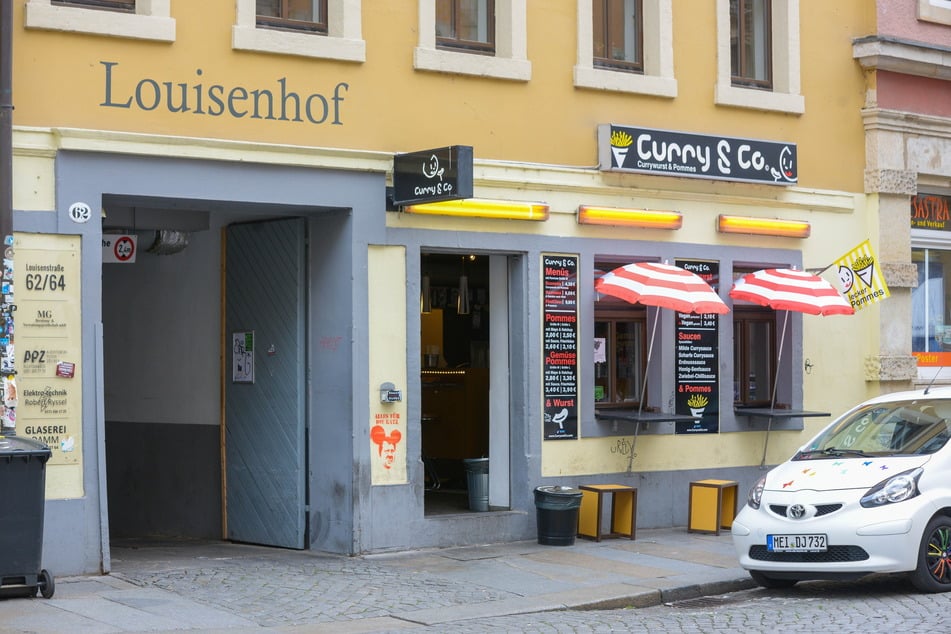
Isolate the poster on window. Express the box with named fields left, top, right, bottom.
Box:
left=674, top=260, right=720, bottom=434
left=542, top=254, right=578, bottom=440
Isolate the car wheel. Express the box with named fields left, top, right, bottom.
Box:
left=749, top=570, right=797, bottom=589
left=910, top=515, right=951, bottom=593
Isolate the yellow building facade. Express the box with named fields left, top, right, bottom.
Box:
left=6, top=1, right=892, bottom=575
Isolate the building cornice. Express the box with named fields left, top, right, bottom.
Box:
left=853, top=35, right=951, bottom=80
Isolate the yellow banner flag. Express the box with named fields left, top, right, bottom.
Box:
left=834, top=239, right=890, bottom=311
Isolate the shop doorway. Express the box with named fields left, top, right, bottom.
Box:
left=420, top=253, right=510, bottom=515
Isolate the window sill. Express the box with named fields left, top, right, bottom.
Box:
left=574, top=66, right=677, bottom=98
left=715, top=84, right=804, bottom=115
left=232, top=25, right=365, bottom=62
left=25, top=2, right=175, bottom=41
left=414, top=47, right=531, bottom=81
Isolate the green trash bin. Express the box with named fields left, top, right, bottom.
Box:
left=463, top=457, right=489, bottom=512
left=0, top=435, right=54, bottom=599
left=534, top=485, right=583, bottom=546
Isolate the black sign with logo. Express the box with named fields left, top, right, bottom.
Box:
left=392, top=145, right=474, bottom=206
left=542, top=254, right=578, bottom=440
left=599, top=124, right=797, bottom=186
left=674, top=260, right=721, bottom=434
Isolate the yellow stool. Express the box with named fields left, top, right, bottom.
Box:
left=577, top=484, right=637, bottom=541
left=687, top=479, right=738, bottom=535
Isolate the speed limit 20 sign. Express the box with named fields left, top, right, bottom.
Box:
left=102, top=235, right=137, bottom=264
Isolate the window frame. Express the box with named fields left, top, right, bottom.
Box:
left=594, top=305, right=648, bottom=410
left=730, top=0, right=772, bottom=89
left=574, top=0, right=676, bottom=98
left=256, top=0, right=330, bottom=35
left=25, top=0, right=175, bottom=41
left=233, top=0, right=365, bottom=62
left=732, top=305, right=777, bottom=407
left=593, top=0, right=644, bottom=73
left=715, top=0, right=803, bottom=114
left=436, top=0, right=496, bottom=55
left=415, top=0, right=531, bottom=81
left=52, top=0, right=135, bottom=11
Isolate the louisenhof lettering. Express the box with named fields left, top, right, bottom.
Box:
left=100, top=61, right=348, bottom=125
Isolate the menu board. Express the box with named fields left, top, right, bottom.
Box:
left=542, top=254, right=578, bottom=440
left=674, top=260, right=720, bottom=434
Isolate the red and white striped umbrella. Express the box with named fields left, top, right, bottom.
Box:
left=729, top=268, right=852, bottom=467
left=595, top=262, right=729, bottom=315
left=729, top=268, right=854, bottom=316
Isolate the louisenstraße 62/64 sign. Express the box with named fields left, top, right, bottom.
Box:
left=598, top=124, right=797, bottom=186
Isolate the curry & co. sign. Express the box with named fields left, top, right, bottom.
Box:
left=598, top=124, right=797, bottom=186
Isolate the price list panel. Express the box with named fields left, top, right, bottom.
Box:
left=674, top=259, right=720, bottom=434
left=542, top=254, right=578, bottom=440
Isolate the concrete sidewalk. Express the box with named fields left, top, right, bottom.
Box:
left=0, top=528, right=755, bottom=633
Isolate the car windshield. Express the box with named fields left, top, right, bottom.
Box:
left=795, top=398, right=951, bottom=459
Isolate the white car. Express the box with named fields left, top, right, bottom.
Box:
left=732, top=386, right=951, bottom=592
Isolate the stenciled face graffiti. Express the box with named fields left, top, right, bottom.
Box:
left=370, top=425, right=402, bottom=470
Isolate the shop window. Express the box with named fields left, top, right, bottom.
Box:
left=575, top=0, right=675, bottom=97
left=912, top=248, right=951, bottom=358
left=436, top=0, right=495, bottom=54
left=26, top=0, right=175, bottom=41
left=594, top=278, right=647, bottom=408
left=233, top=0, right=366, bottom=61
left=593, top=0, right=643, bottom=73
left=733, top=306, right=775, bottom=406
left=714, top=0, right=803, bottom=114
left=415, top=0, right=531, bottom=81
left=256, top=0, right=328, bottom=34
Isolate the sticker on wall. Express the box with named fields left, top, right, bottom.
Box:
left=232, top=331, right=254, bottom=383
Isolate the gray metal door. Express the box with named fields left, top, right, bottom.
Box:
left=224, top=218, right=307, bottom=549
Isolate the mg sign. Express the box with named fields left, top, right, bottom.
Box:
left=392, top=145, right=474, bottom=206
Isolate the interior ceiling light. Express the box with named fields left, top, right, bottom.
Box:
left=717, top=215, right=811, bottom=238
left=577, top=205, right=682, bottom=229
left=403, top=198, right=549, bottom=221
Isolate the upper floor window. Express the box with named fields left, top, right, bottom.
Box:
left=256, top=0, right=328, bottom=34
left=574, top=0, right=675, bottom=98
left=26, top=0, right=175, bottom=41
left=593, top=0, right=643, bottom=73
left=52, top=0, right=134, bottom=11
left=730, top=0, right=771, bottom=89
left=233, top=0, right=365, bottom=62
left=436, top=0, right=495, bottom=54
left=715, top=0, right=803, bottom=114
left=415, top=0, right=530, bottom=81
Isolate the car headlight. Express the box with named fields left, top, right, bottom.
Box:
left=748, top=475, right=766, bottom=509
left=860, top=467, right=923, bottom=508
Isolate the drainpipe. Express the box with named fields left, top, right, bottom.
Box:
left=0, top=0, right=11, bottom=241
left=0, top=0, right=14, bottom=435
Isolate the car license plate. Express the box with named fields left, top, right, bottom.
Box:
left=767, top=534, right=827, bottom=552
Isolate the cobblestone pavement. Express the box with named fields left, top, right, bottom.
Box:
left=117, top=550, right=514, bottom=627
left=1, top=531, right=943, bottom=633
left=382, top=576, right=940, bottom=633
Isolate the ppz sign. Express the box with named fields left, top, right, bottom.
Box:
left=598, top=124, right=797, bottom=186
left=392, top=145, right=474, bottom=206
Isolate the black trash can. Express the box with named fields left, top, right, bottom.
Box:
left=534, top=485, right=583, bottom=546
left=0, top=435, right=54, bottom=599
left=463, top=457, right=489, bottom=512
